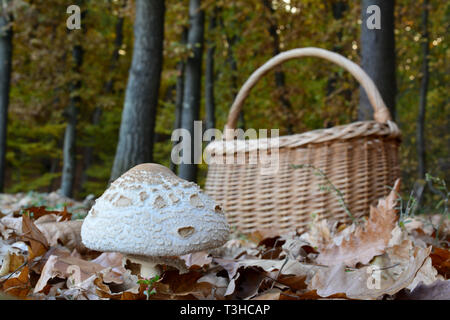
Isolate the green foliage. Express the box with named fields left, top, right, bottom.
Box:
left=137, top=275, right=160, bottom=300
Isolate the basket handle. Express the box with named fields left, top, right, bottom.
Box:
left=225, top=47, right=392, bottom=135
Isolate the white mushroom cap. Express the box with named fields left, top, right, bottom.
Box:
left=81, top=163, right=230, bottom=257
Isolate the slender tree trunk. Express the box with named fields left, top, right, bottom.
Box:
left=178, top=0, right=204, bottom=182
left=170, top=27, right=188, bottom=173
left=417, top=0, right=429, bottom=180
left=60, top=43, right=83, bottom=197
left=110, top=0, right=165, bottom=181
left=205, top=9, right=217, bottom=132
left=0, top=9, right=12, bottom=192
left=326, top=2, right=348, bottom=96
left=263, top=0, right=293, bottom=134
left=81, top=11, right=124, bottom=189
left=359, top=0, right=396, bottom=120
left=226, top=34, right=245, bottom=130
left=218, top=10, right=245, bottom=129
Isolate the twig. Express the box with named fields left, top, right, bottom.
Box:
left=270, top=256, right=289, bottom=290
left=0, top=260, right=28, bottom=282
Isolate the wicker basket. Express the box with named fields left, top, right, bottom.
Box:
left=204, top=48, right=401, bottom=235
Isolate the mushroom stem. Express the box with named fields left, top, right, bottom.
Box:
left=124, top=254, right=189, bottom=278
left=124, top=255, right=162, bottom=279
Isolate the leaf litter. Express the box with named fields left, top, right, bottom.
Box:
left=0, top=180, right=449, bottom=300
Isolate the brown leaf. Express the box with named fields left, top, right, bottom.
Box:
left=94, top=271, right=141, bottom=300
left=2, top=266, right=31, bottom=298
left=196, top=272, right=229, bottom=299
left=430, top=247, right=450, bottom=278
left=23, top=206, right=72, bottom=221
left=34, top=250, right=123, bottom=293
left=310, top=243, right=431, bottom=300
left=214, top=257, right=321, bottom=280
left=252, top=288, right=281, bottom=300
left=396, top=280, right=450, bottom=300
left=277, top=275, right=308, bottom=291
left=407, top=257, right=440, bottom=291
left=278, top=289, right=347, bottom=300
left=149, top=270, right=216, bottom=300
left=21, top=214, right=49, bottom=259
left=316, top=179, right=401, bottom=267
left=91, top=252, right=127, bottom=280
left=247, top=229, right=281, bottom=245
left=225, top=268, right=268, bottom=299
left=180, top=251, right=212, bottom=269
left=35, top=217, right=85, bottom=253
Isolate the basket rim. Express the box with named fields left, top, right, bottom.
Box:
left=205, top=120, right=401, bottom=155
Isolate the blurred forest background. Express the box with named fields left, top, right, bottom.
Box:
left=0, top=0, right=447, bottom=210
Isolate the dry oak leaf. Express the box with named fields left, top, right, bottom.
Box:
left=1, top=214, right=85, bottom=253
left=2, top=266, right=31, bottom=298
left=310, top=243, right=431, bottom=300
left=180, top=251, right=212, bottom=269
left=316, top=179, right=401, bottom=267
left=151, top=270, right=216, bottom=300
left=34, top=250, right=123, bottom=293
left=22, top=206, right=72, bottom=221
left=35, top=216, right=85, bottom=253
left=430, top=247, right=450, bottom=278
left=213, top=257, right=320, bottom=280
left=252, top=288, right=282, bottom=300
left=396, top=280, right=450, bottom=300
left=21, top=214, right=49, bottom=259
left=93, top=271, right=141, bottom=300
left=196, top=272, right=229, bottom=299
left=58, top=273, right=104, bottom=300
left=407, top=256, right=440, bottom=291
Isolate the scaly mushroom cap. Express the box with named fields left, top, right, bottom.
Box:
left=81, top=163, right=230, bottom=256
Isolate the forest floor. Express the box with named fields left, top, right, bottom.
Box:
left=0, top=183, right=448, bottom=300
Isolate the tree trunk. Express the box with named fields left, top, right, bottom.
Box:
left=170, top=27, right=188, bottom=173
left=417, top=0, right=429, bottom=180
left=326, top=1, right=348, bottom=96
left=178, top=0, right=204, bottom=182
left=263, top=0, right=293, bottom=134
left=0, top=10, right=12, bottom=192
left=359, top=0, right=396, bottom=120
left=81, top=11, right=125, bottom=189
left=60, top=44, right=83, bottom=198
left=110, top=0, right=165, bottom=181
left=205, top=9, right=217, bottom=132
left=227, top=35, right=245, bottom=130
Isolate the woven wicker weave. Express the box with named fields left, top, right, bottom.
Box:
left=204, top=48, right=401, bottom=234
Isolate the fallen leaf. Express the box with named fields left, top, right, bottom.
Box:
left=396, top=280, right=450, bottom=300
left=310, top=243, right=431, bottom=300
left=21, top=214, right=49, bottom=259
left=316, top=179, right=401, bottom=267
left=252, top=288, right=281, bottom=300
left=407, top=257, right=440, bottom=291
left=22, top=206, right=71, bottom=221
left=430, top=247, right=450, bottom=278
left=91, top=252, right=127, bottom=277
left=180, top=251, right=212, bottom=269
left=196, top=272, right=228, bottom=299
left=225, top=268, right=268, bottom=299
left=34, top=250, right=123, bottom=293
left=35, top=218, right=85, bottom=253
left=58, top=274, right=104, bottom=300
left=214, top=257, right=321, bottom=280
left=2, top=266, right=31, bottom=298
